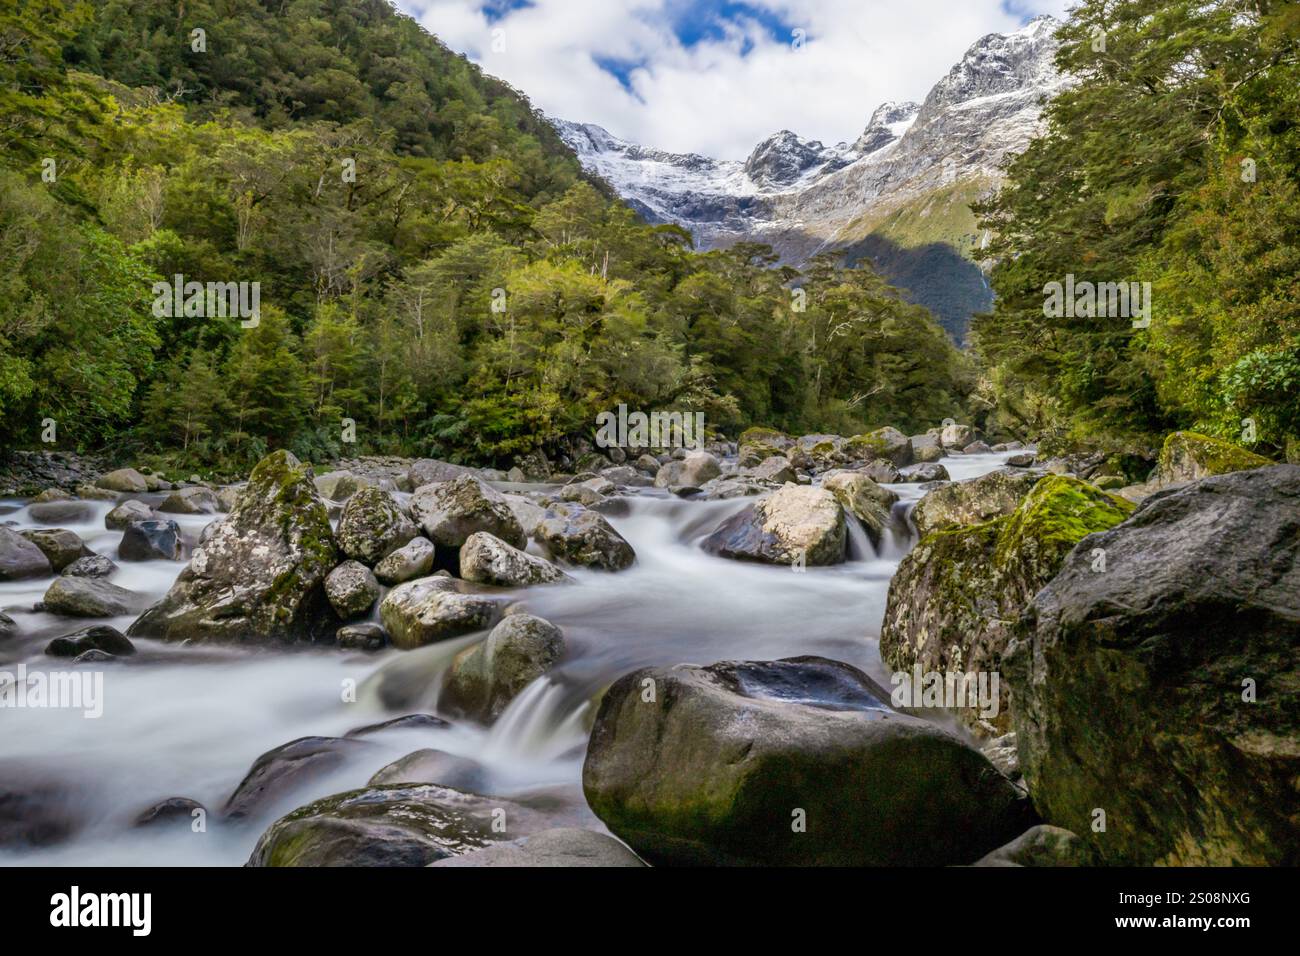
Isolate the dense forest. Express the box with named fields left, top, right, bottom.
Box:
left=0, top=0, right=970, bottom=471
left=973, top=0, right=1299, bottom=463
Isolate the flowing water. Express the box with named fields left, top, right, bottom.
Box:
left=0, top=451, right=1021, bottom=865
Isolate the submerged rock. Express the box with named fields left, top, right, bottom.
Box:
left=1006, top=465, right=1300, bottom=865
left=223, top=736, right=371, bottom=820
left=701, top=485, right=846, bottom=566
left=128, top=450, right=340, bottom=645
left=440, top=614, right=566, bottom=722
left=583, top=657, right=1028, bottom=866
left=459, top=532, right=569, bottom=587
left=368, top=749, right=487, bottom=790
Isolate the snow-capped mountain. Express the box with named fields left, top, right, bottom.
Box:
left=554, top=15, right=1070, bottom=341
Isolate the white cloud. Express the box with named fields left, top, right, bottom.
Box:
left=394, top=0, right=1073, bottom=160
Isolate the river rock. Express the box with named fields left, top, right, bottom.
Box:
left=409, top=476, right=525, bottom=549
left=336, top=622, right=388, bottom=651
left=45, top=624, right=136, bottom=657
left=1005, top=465, right=1300, bottom=865
left=821, top=471, right=897, bottom=540
left=105, top=499, right=153, bottom=530
left=373, top=536, right=435, bottom=585
left=910, top=433, right=944, bottom=463
left=335, top=486, right=418, bottom=565
left=972, top=825, right=1089, bottom=867
left=701, top=485, right=846, bottom=566
left=0, top=527, right=53, bottom=580
left=430, top=828, right=645, bottom=867
left=902, top=463, right=950, bottom=483
left=95, top=468, right=148, bottom=493
left=156, top=486, right=219, bottom=515
left=654, top=451, right=722, bottom=491
left=940, top=423, right=974, bottom=449
left=882, top=476, right=1133, bottom=734
left=118, top=519, right=182, bottom=561
left=19, top=529, right=90, bottom=572
left=583, top=657, right=1028, bottom=866
left=845, top=426, right=913, bottom=467
left=407, top=458, right=478, bottom=489
left=963, top=440, right=993, bottom=455
left=247, top=783, right=547, bottom=866
left=27, top=501, right=92, bottom=524
left=216, top=486, right=242, bottom=512
left=459, top=532, right=569, bottom=587
left=858, top=459, right=902, bottom=483
left=223, top=736, right=371, bottom=820
left=440, top=614, right=566, bottom=722
left=368, top=749, right=487, bottom=790
left=379, top=576, right=504, bottom=650
left=911, top=469, right=1041, bottom=538
left=1153, top=430, right=1272, bottom=484
left=506, top=497, right=547, bottom=539
left=128, top=450, right=340, bottom=644
left=133, top=797, right=206, bottom=829
left=533, top=503, right=635, bottom=571
left=0, top=611, right=17, bottom=640
left=324, top=560, right=380, bottom=619
left=31, top=488, right=73, bottom=503
left=314, top=470, right=367, bottom=501
left=42, top=577, right=148, bottom=618
left=746, top=455, right=799, bottom=484
left=61, top=554, right=118, bottom=579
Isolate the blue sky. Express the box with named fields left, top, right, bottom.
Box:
left=396, top=0, right=1072, bottom=158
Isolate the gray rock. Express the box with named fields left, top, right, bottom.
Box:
left=336, top=622, right=388, bottom=651
left=505, top=497, right=546, bottom=538
left=440, top=614, right=566, bottom=721
left=910, top=433, right=944, bottom=463
left=0, top=527, right=54, bottom=580
left=701, top=485, right=846, bottom=566
left=533, top=503, right=635, bottom=571
left=940, top=423, right=974, bottom=449
left=459, top=532, right=570, bottom=587
left=409, top=476, right=526, bottom=549
left=901, top=463, right=951, bottom=483
left=0, top=611, right=17, bottom=640
left=1005, top=452, right=1036, bottom=467
left=18, top=529, right=90, bottom=572
left=105, top=499, right=153, bottom=530
left=118, top=519, right=182, bottom=561
left=324, top=560, right=380, bottom=619
left=313, top=470, right=367, bottom=501
left=379, top=576, right=504, bottom=650
left=95, top=468, right=148, bottom=493
left=821, top=471, right=898, bottom=540
left=335, top=486, right=418, bottom=565
left=911, top=469, right=1040, bottom=538
left=654, top=451, right=722, bottom=491
left=45, top=625, right=136, bottom=657
left=963, top=440, right=993, bottom=455
left=61, top=554, right=118, bottom=579
left=42, top=577, right=147, bottom=617
left=373, top=536, right=435, bottom=585
left=216, top=486, right=242, bottom=512
left=407, top=458, right=478, bottom=489
left=133, top=797, right=206, bottom=829
left=27, top=501, right=92, bottom=524
left=368, top=749, right=487, bottom=791
left=746, top=455, right=799, bottom=484
left=858, top=459, right=903, bottom=483
left=157, top=486, right=219, bottom=515
left=223, top=736, right=371, bottom=820
left=429, top=828, right=645, bottom=867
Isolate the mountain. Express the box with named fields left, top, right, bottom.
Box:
left=553, top=15, right=1070, bottom=342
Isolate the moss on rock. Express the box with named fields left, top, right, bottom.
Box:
left=1156, top=431, right=1272, bottom=484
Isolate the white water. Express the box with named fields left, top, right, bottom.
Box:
left=0, top=452, right=1022, bottom=865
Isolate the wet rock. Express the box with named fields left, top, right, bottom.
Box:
left=0, top=611, right=16, bottom=640
left=314, top=470, right=367, bottom=501
left=407, top=458, right=478, bottom=489
left=440, top=614, right=566, bottom=722
left=336, top=622, right=388, bottom=651
left=911, top=469, right=1040, bottom=538
left=62, top=554, right=118, bottom=578
left=157, top=486, right=219, bottom=515
left=882, top=476, right=1134, bottom=735
left=557, top=483, right=606, bottom=506
left=821, top=471, right=898, bottom=540
left=533, top=503, right=635, bottom=571
left=379, top=576, right=504, bottom=650
left=964, top=440, right=993, bottom=454
left=105, top=499, right=153, bottom=530
left=901, top=463, right=950, bottom=483
left=459, top=532, right=569, bottom=588
left=18, top=529, right=91, bottom=572
left=216, top=486, right=242, bottom=512
left=95, top=468, right=148, bottom=493
left=0, top=774, right=82, bottom=847
left=128, top=450, right=340, bottom=645
left=247, top=783, right=544, bottom=867
left=42, top=577, right=148, bottom=618
left=701, top=485, right=846, bottom=566
left=133, top=797, right=207, bottom=829
left=633, top=454, right=660, bottom=474
left=27, top=501, right=92, bottom=524
left=1005, top=452, right=1036, bottom=467
left=343, top=714, right=450, bottom=738
left=858, top=459, right=902, bottom=483
left=409, top=476, right=526, bottom=550
left=373, top=536, right=435, bottom=585
left=324, top=560, right=380, bottom=619
left=368, top=749, right=487, bottom=791
left=972, top=826, right=1089, bottom=867
left=430, top=828, right=645, bottom=867
left=118, top=519, right=182, bottom=561
left=0, top=527, right=53, bottom=580
left=223, top=736, right=371, bottom=820
left=583, top=657, right=1028, bottom=866
left=505, top=497, right=546, bottom=538
left=1006, top=465, right=1300, bottom=865
left=44, top=624, right=136, bottom=657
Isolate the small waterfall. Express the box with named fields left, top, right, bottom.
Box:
left=844, top=510, right=878, bottom=561
left=481, top=677, right=591, bottom=766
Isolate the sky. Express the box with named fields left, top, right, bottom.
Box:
left=393, top=0, right=1074, bottom=160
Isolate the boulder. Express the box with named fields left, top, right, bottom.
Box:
left=313, top=470, right=367, bottom=501
left=963, top=440, right=993, bottom=455
left=336, top=622, right=388, bottom=651
left=506, top=497, right=547, bottom=539
left=440, top=614, right=566, bottom=722
left=1005, top=452, right=1036, bottom=468
left=27, top=501, right=92, bottom=524
left=653, top=451, right=722, bottom=491
left=409, top=476, right=526, bottom=550
left=62, top=554, right=117, bottom=579
left=1006, top=465, right=1300, bottom=865
left=95, top=468, right=148, bottom=493
left=407, top=458, right=477, bottom=489
left=105, top=499, right=153, bottom=530
left=910, top=433, right=944, bottom=463
left=583, top=657, right=1028, bottom=866
left=911, top=469, right=1041, bottom=538
left=157, top=486, right=219, bottom=515
left=216, top=486, right=242, bottom=512
left=18, top=529, right=90, bottom=572
left=45, top=625, right=136, bottom=658
left=430, top=828, right=644, bottom=867
left=42, top=577, right=148, bottom=618
left=335, top=486, right=418, bottom=565
left=128, top=450, right=340, bottom=644
left=75, top=485, right=118, bottom=501
left=379, top=576, right=504, bottom=650
left=972, top=826, right=1089, bottom=867
left=0, top=527, right=53, bottom=580
left=223, top=736, right=371, bottom=820
left=940, top=423, right=974, bottom=449
left=901, top=463, right=950, bottom=483
left=459, top=532, right=569, bottom=587
left=533, top=504, right=635, bottom=571
left=845, top=427, right=913, bottom=467
left=118, top=519, right=182, bottom=561
left=821, top=471, right=898, bottom=541
left=1154, top=430, right=1272, bottom=484
left=324, top=560, right=380, bottom=619
left=0, top=611, right=18, bottom=640
left=368, top=750, right=487, bottom=790
left=882, top=476, right=1133, bottom=735
left=373, top=536, right=435, bottom=585
left=747, top=455, right=798, bottom=484
left=133, top=798, right=206, bottom=829
left=247, top=783, right=547, bottom=867
left=701, top=485, right=846, bottom=566
left=858, top=459, right=902, bottom=484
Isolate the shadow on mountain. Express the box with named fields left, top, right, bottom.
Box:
left=839, top=236, right=992, bottom=346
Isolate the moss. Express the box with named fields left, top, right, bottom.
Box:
left=1157, top=431, right=1272, bottom=481
left=844, top=434, right=887, bottom=458
left=994, top=475, right=1133, bottom=570
left=738, top=426, right=789, bottom=446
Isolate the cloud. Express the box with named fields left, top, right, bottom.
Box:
left=394, top=0, right=1073, bottom=159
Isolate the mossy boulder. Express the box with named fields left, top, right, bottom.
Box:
left=845, top=427, right=913, bottom=467
left=911, top=469, right=1041, bottom=538
left=335, top=486, right=418, bottom=565
left=128, top=450, right=341, bottom=644
left=1006, top=465, right=1300, bottom=865
left=582, top=657, right=1029, bottom=866
left=1155, top=431, right=1272, bottom=484
left=737, top=427, right=793, bottom=468
left=821, top=470, right=898, bottom=541
left=409, top=476, right=525, bottom=550
left=440, top=614, right=566, bottom=722
left=881, top=476, right=1134, bottom=734
left=379, top=576, right=504, bottom=650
